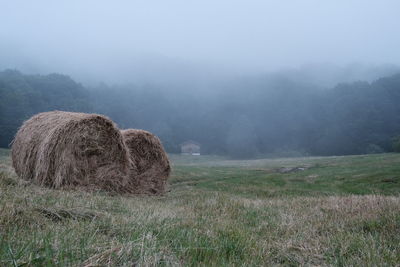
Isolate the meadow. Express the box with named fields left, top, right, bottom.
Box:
left=1, top=149, right=399, bottom=266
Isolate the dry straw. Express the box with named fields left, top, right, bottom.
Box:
left=11, top=111, right=138, bottom=193
left=12, top=111, right=171, bottom=194
left=121, top=129, right=171, bottom=195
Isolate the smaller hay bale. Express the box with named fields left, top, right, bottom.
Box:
left=121, top=129, right=171, bottom=195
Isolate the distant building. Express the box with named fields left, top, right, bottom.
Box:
left=180, top=140, right=201, bottom=155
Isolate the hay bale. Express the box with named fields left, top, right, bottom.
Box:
left=11, top=111, right=137, bottom=193
left=121, top=129, right=171, bottom=194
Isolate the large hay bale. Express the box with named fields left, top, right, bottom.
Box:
left=11, top=111, right=137, bottom=193
left=121, top=129, right=171, bottom=194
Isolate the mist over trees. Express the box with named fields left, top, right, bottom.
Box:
left=2, top=0, right=400, bottom=158
left=1, top=68, right=400, bottom=158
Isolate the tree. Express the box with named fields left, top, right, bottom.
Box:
left=392, top=136, right=400, bottom=152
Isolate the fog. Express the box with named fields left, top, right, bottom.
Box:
left=1, top=0, right=400, bottom=84
left=1, top=1, right=400, bottom=157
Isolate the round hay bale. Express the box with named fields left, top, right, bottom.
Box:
left=121, top=129, right=171, bottom=195
left=11, top=111, right=137, bottom=193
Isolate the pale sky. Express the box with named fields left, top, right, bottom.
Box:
left=1, top=0, right=399, bottom=83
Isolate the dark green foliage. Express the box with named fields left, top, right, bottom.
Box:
left=0, top=70, right=91, bottom=147
left=392, top=135, right=400, bottom=152
left=89, top=73, right=400, bottom=157
left=1, top=69, right=400, bottom=158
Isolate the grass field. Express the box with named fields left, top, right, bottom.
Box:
left=1, top=149, right=400, bottom=266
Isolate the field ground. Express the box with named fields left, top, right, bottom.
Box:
left=1, top=149, right=400, bottom=266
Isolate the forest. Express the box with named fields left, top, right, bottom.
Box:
left=1, top=69, right=400, bottom=158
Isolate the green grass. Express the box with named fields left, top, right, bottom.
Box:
left=172, top=153, right=400, bottom=197
left=1, top=152, right=400, bottom=266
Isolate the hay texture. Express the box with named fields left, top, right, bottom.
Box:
left=11, top=111, right=137, bottom=193
left=121, top=129, right=171, bottom=194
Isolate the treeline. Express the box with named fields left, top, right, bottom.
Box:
left=0, top=70, right=91, bottom=147
left=1, top=69, right=400, bottom=157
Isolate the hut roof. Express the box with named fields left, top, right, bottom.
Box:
left=180, top=140, right=201, bottom=146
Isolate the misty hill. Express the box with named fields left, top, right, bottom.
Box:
left=0, top=70, right=91, bottom=147
left=1, top=69, right=400, bottom=157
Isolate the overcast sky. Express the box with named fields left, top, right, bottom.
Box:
left=1, top=0, right=400, bottom=83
